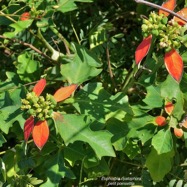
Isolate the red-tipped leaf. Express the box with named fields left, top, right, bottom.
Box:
left=33, top=79, right=46, bottom=96
left=164, top=49, right=183, bottom=82
left=53, top=84, right=77, bottom=102
left=173, top=7, right=187, bottom=25
left=164, top=101, right=174, bottom=115
left=135, top=35, right=152, bottom=64
left=32, top=120, right=49, bottom=150
left=24, top=116, right=34, bottom=141
left=159, top=0, right=176, bottom=16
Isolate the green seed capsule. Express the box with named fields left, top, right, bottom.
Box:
left=152, top=29, right=159, bottom=36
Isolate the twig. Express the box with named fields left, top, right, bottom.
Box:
left=0, top=35, right=55, bottom=63
left=134, top=0, right=187, bottom=23
left=106, top=43, right=116, bottom=89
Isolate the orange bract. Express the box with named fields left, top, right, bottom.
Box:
left=174, top=128, right=183, bottom=138
left=159, top=0, right=176, bottom=17
left=33, top=79, right=46, bottom=96
left=53, top=84, right=77, bottom=102
left=32, top=120, right=49, bottom=150
left=155, top=116, right=167, bottom=126
left=173, top=7, right=187, bottom=25
left=164, top=49, right=183, bottom=82
left=20, top=12, right=30, bottom=21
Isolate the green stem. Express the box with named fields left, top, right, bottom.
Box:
left=50, top=26, right=71, bottom=55
left=79, top=156, right=86, bottom=187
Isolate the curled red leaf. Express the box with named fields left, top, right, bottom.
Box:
left=164, top=49, right=183, bottom=82
left=33, top=79, right=46, bottom=96
left=135, top=35, right=152, bottom=65
left=24, top=116, right=34, bottom=141
left=159, top=0, right=176, bottom=17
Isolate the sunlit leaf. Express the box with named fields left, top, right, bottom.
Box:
left=146, top=148, right=174, bottom=182
left=164, top=49, right=183, bottom=82
left=135, top=35, right=152, bottom=64
left=24, top=116, right=34, bottom=141
left=53, top=84, right=77, bottom=102
left=33, top=79, right=46, bottom=96
left=53, top=113, right=115, bottom=159
left=32, top=120, right=49, bottom=150
left=152, top=128, right=173, bottom=154
left=173, top=7, right=187, bottom=25
left=159, top=0, right=176, bottom=16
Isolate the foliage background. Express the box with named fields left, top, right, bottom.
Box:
left=1, top=0, right=187, bottom=186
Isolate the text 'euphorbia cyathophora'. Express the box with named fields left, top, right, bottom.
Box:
left=135, top=0, right=187, bottom=82
left=21, top=79, right=77, bottom=150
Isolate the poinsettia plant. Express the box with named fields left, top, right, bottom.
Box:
left=135, top=0, right=187, bottom=82
left=21, top=79, right=77, bottom=149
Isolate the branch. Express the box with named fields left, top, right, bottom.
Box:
left=134, top=0, right=187, bottom=23
left=0, top=35, right=56, bottom=63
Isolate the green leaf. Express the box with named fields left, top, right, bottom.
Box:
left=3, top=20, right=33, bottom=38
left=123, top=139, right=141, bottom=160
left=64, top=142, right=86, bottom=166
left=106, top=118, right=129, bottom=151
left=0, top=87, right=26, bottom=134
left=53, top=113, right=116, bottom=159
left=137, top=123, right=157, bottom=144
left=143, top=85, right=163, bottom=108
left=161, top=75, right=184, bottom=119
left=16, top=52, right=40, bottom=82
left=73, top=83, right=133, bottom=123
left=60, top=43, right=102, bottom=84
left=146, top=148, right=174, bottom=182
left=152, top=128, right=173, bottom=154
left=0, top=158, right=6, bottom=182
left=85, top=158, right=110, bottom=178
left=57, top=0, right=93, bottom=13
left=40, top=150, right=75, bottom=187
left=0, top=134, right=6, bottom=147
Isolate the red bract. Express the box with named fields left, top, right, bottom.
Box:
left=135, top=35, right=152, bottom=64
left=20, top=12, right=30, bottom=21
left=23, top=79, right=77, bottom=149
left=135, top=0, right=185, bottom=82
left=155, top=116, right=167, bottom=126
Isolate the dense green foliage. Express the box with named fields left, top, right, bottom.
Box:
left=1, top=0, right=187, bottom=186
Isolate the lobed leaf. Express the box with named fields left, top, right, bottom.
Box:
left=135, top=35, right=152, bottom=64
left=159, top=0, right=176, bottom=16
left=32, top=120, right=49, bottom=150
left=53, top=84, right=77, bottom=102
left=53, top=112, right=115, bottom=159
left=164, top=49, right=183, bottom=82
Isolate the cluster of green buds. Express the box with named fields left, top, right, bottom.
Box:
left=21, top=92, right=57, bottom=120
left=142, top=12, right=183, bottom=52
